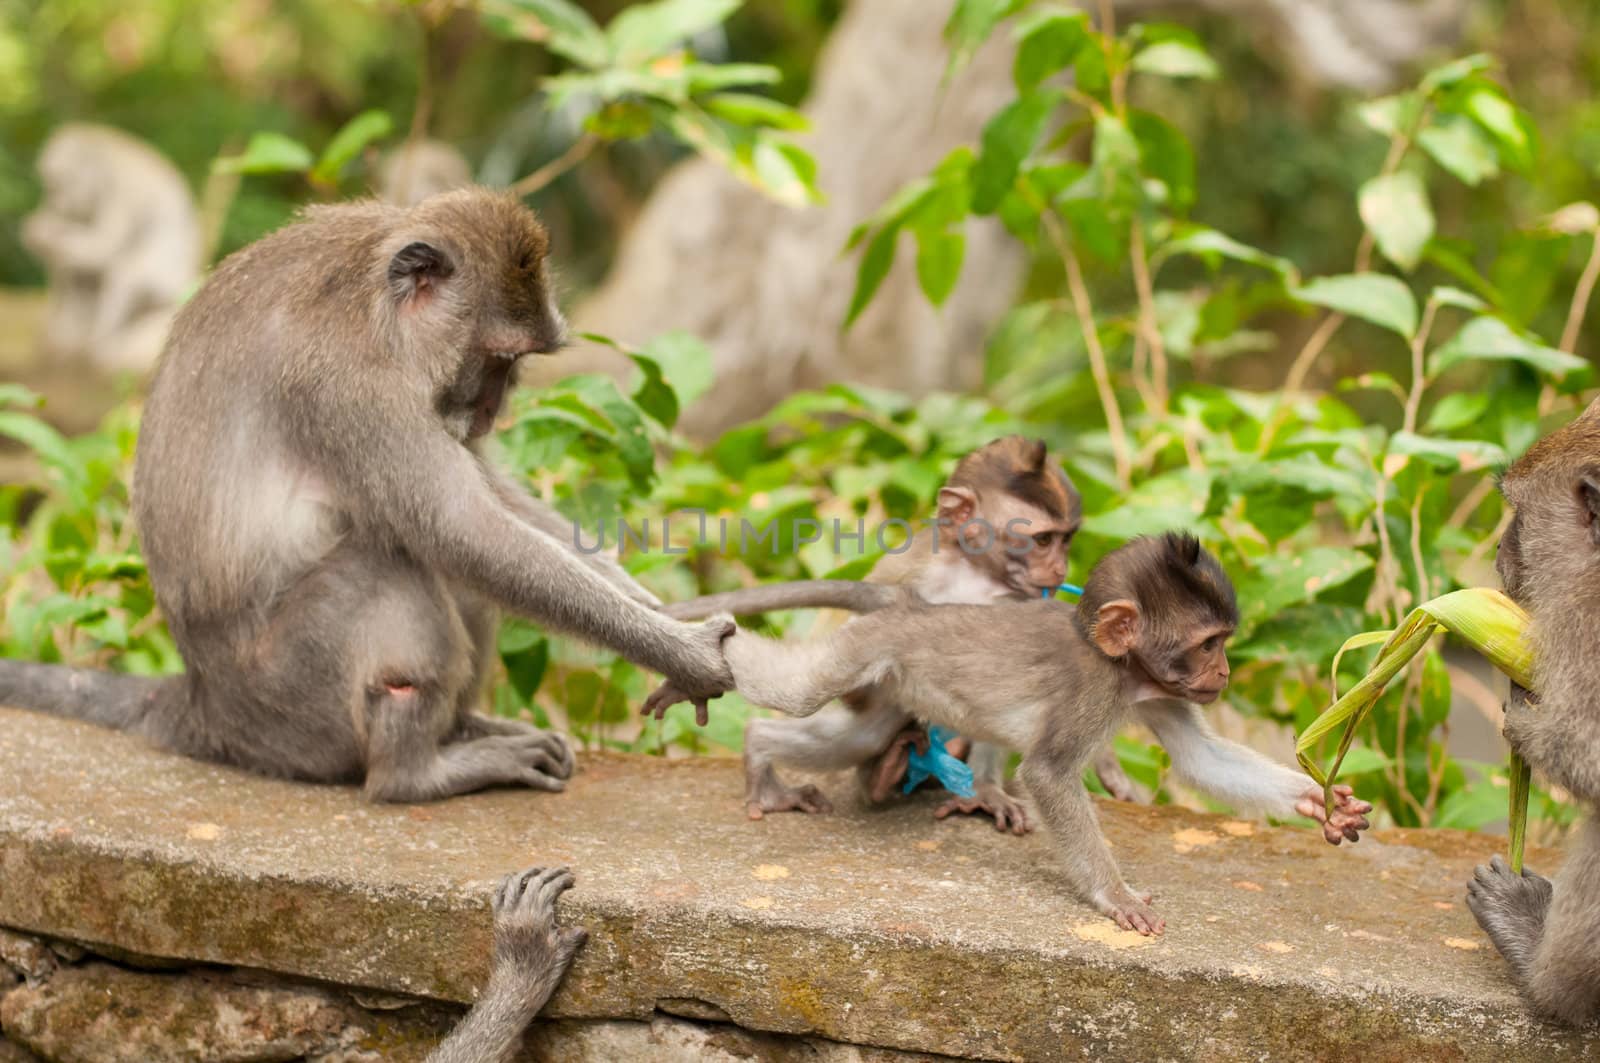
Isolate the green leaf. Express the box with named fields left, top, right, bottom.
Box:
left=1417, top=116, right=1499, bottom=187
left=750, top=137, right=819, bottom=208
left=1418, top=53, right=1493, bottom=94
left=1356, top=93, right=1421, bottom=138
left=1423, top=391, right=1490, bottom=433
left=639, top=331, right=716, bottom=409
left=914, top=229, right=965, bottom=306
left=1428, top=316, right=1592, bottom=385
left=211, top=132, right=313, bottom=175
left=311, top=110, right=394, bottom=185
left=970, top=88, right=1056, bottom=214
left=606, top=0, right=740, bottom=65
left=845, top=224, right=900, bottom=328
left=1388, top=431, right=1507, bottom=473
left=1235, top=548, right=1375, bottom=627
left=1129, top=110, right=1194, bottom=211
left=1358, top=172, right=1433, bottom=272
left=683, top=62, right=782, bottom=92
left=1156, top=226, right=1294, bottom=280
left=1465, top=88, right=1533, bottom=170
left=704, top=92, right=808, bottom=131
left=944, top=0, right=1024, bottom=76
left=629, top=352, right=679, bottom=427
left=479, top=0, right=609, bottom=67
left=1090, top=112, right=1142, bottom=213
left=1428, top=285, right=1489, bottom=313
left=1129, top=40, right=1218, bottom=79
left=1293, top=274, right=1419, bottom=338
left=1012, top=9, right=1088, bottom=91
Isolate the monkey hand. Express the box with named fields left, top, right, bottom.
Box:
left=1096, top=885, right=1165, bottom=936
left=1295, top=783, right=1373, bottom=845
left=488, top=867, right=588, bottom=1005
left=641, top=615, right=737, bottom=727
left=934, top=782, right=1033, bottom=835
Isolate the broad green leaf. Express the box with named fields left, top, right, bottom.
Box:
left=1423, top=391, right=1490, bottom=433
left=845, top=224, right=900, bottom=328
left=971, top=88, right=1056, bottom=214
left=639, top=330, right=716, bottom=409
left=1293, top=274, right=1419, bottom=338
left=628, top=352, right=679, bottom=427
left=0, top=384, right=41, bottom=408
left=479, top=0, right=609, bottom=67
left=914, top=229, right=965, bottom=306
left=1129, top=110, right=1194, bottom=211
left=1236, top=548, right=1375, bottom=627
left=311, top=110, right=394, bottom=185
left=211, top=132, right=313, bottom=175
left=1418, top=53, right=1492, bottom=94
left=1129, top=40, right=1218, bottom=79
left=607, top=0, right=740, bottom=65
left=1090, top=112, right=1141, bottom=213
left=704, top=92, right=808, bottom=131
left=1417, top=116, right=1499, bottom=187
left=683, top=62, right=782, bottom=92
left=1358, top=172, right=1433, bottom=272
left=944, top=0, right=1024, bottom=76
left=1012, top=9, right=1088, bottom=91
left=1388, top=431, right=1507, bottom=473
left=1356, top=93, right=1422, bottom=138
left=1465, top=88, right=1532, bottom=170
left=1428, top=285, right=1489, bottom=313
left=1429, top=316, right=1592, bottom=384
left=1156, top=226, right=1294, bottom=280
left=750, top=137, right=818, bottom=208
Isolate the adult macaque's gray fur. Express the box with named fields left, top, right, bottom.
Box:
left=427, top=866, right=587, bottom=1063
left=0, top=189, right=734, bottom=801
left=714, top=533, right=1373, bottom=934
left=1467, top=396, right=1600, bottom=1026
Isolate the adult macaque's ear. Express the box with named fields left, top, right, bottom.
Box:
left=937, top=486, right=977, bottom=526
left=387, top=240, right=454, bottom=306
left=1579, top=469, right=1600, bottom=545
left=1093, top=600, right=1141, bottom=658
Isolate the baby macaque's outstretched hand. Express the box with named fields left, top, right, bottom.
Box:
left=1296, top=783, right=1373, bottom=845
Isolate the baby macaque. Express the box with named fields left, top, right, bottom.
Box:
left=664, top=436, right=1142, bottom=829
left=701, top=533, right=1373, bottom=933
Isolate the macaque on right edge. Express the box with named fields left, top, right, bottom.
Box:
left=1467, top=396, right=1600, bottom=1026
left=696, top=532, right=1373, bottom=933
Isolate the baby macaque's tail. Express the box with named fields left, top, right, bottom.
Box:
left=0, top=660, right=167, bottom=730
left=662, top=580, right=905, bottom=621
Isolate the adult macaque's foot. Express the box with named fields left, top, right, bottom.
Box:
left=933, top=782, right=1032, bottom=835
left=746, top=781, right=834, bottom=819
left=1466, top=855, right=1552, bottom=970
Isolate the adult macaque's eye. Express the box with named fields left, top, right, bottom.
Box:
left=1033, top=532, right=1054, bottom=548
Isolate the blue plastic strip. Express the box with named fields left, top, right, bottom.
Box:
left=902, top=724, right=976, bottom=798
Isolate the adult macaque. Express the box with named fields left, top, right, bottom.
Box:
left=21, top=123, right=201, bottom=371
left=666, top=436, right=1144, bottom=829
left=428, top=866, right=587, bottom=1063
left=693, top=533, right=1372, bottom=933
left=1466, top=396, right=1600, bottom=1025
left=0, top=189, right=734, bottom=800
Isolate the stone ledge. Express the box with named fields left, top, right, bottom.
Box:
left=0, top=707, right=1595, bottom=1061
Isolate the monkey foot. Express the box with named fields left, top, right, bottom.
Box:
left=746, top=783, right=834, bottom=820
left=1466, top=855, right=1552, bottom=968
left=933, top=784, right=1032, bottom=835
left=1100, top=887, right=1164, bottom=936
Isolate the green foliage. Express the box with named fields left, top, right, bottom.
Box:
left=838, top=4, right=1597, bottom=831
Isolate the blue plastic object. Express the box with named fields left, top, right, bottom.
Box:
left=902, top=725, right=976, bottom=798
left=1041, top=582, right=1085, bottom=598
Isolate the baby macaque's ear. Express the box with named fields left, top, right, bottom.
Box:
left=937, top=486, right=977, bottom=526
left=1093, top=600, right=1141, bottom=658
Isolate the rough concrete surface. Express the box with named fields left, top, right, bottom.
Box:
left=0, top=707, right=1595, bottom=1061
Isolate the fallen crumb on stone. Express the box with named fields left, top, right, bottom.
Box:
left=915, top=840, right=940, bottom=851
left=752, top=864, right=791, bottom=881
left=1432, top=901, right=1455, bottom=911
left=1070, top=922, right=1157, bottom=949
left=1220, top=822, right=1256, bottom=837
left=741, top=897, right=774, bottom=910
left=1233, top=881, right=1264, bottom=892
left=1172, top=828, right=1221, bottom=854
left=185, top=823, right=223, bottom=842
left=1259, top=941, right=1295, bottom=954
left=1442, top=937, right=1481, bottom=951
